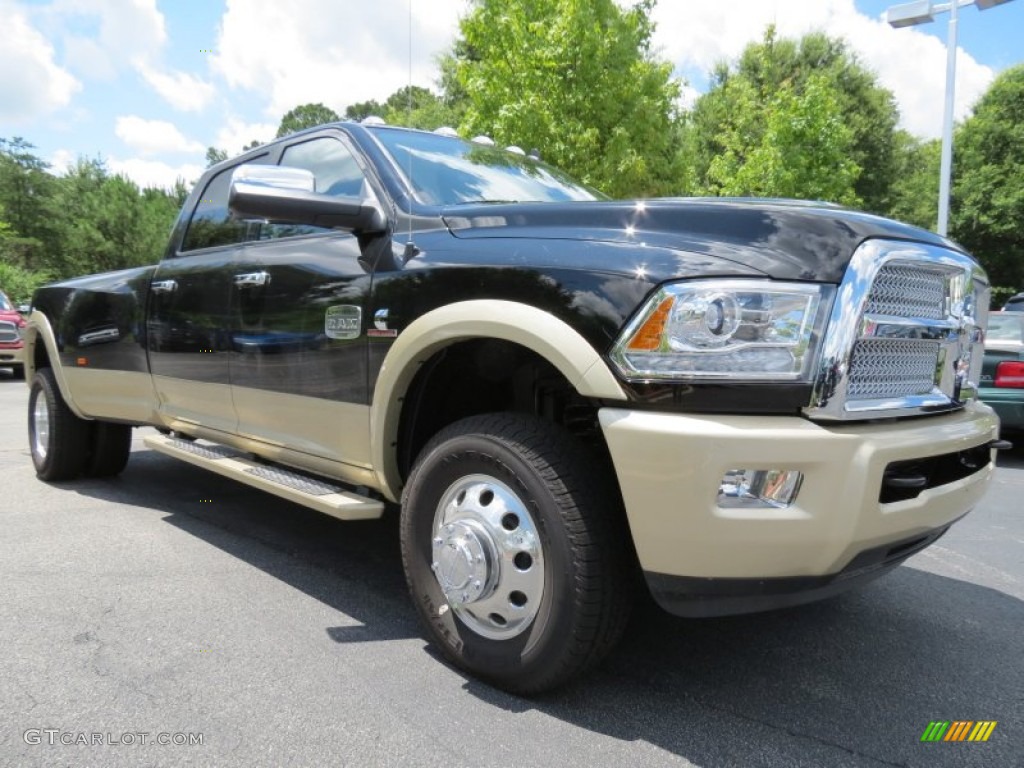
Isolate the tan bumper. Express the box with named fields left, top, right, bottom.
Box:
left=600, top=403, right=999, bottom=579
left=0, top=343, right=25, bottom=367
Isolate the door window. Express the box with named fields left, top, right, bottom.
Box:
left=181, top=167, right=247, bottom=252
left=248, top=137, right=372, bottom=241
left=281, top=137, right=368, bottom=198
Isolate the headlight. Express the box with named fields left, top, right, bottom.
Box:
left=610, top=280, right=831, bottom=381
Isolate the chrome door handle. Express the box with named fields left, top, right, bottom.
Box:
left=151, top=279, right=178, bottom=293
left=234, top=271, right=270, bottom=287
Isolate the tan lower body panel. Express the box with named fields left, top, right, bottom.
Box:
left=600, top=403, right=999, bottom=579
left=152, top=374, right=237, bottom=434
left=144, top=434, right=383, bottom=520
left=69, top=371, right=378, bottom=492
left=231, top=387, right=372, bottom=468
left=62, top=368, right=161, bottom=424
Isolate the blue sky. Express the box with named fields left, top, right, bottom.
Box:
left=1, top=0, right=1021, bottom=190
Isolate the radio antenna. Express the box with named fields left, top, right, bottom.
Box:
left=405, top=0, right=414, bottom=252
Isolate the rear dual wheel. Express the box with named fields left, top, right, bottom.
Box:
left=400, top=413, right=633, bottom=694
left=28, top=368, right=132, bottom=481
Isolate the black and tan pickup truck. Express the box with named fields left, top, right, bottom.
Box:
left=24, top=122, right=1005, bottom=693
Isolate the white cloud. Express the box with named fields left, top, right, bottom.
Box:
left=678, top=83, right=701, bottom=111
left=49, top=148, right=76, bottom=173
left=0, top=3, right=80, bottom=122
left=212, top=0, right=469, bottom=118
left=115, top=115, right=204, bottom=156
left=60, top=34, right=116, bottom=80
left=50, top=0, right=167, bottom=79
left=108, top=156, right=204, bottom=191
left=139, top=65, right=216, bottom=112
left=648, top=0, right=994, bottom=138
left=215, top=117, right=278, bottom=155
left=41, top=1, right=214, bottom=114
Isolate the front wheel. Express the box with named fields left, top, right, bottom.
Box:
left=400, top=413, right=633, bottom=694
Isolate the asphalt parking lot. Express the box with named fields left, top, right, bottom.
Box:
left=0, top=368, right=1021, bottom=768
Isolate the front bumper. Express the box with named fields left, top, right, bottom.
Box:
left=0, top=342, right=25, bottom=367
left=599, top=403, right=999, bottom=616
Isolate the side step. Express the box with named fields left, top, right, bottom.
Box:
left=143, top=434, right=384, bottom=521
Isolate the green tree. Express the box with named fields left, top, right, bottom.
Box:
left=1, top=142, right=185, bottom=284
left=344, top=99, right=387, bottom=122
left=688, top=28, right=898, bottom=210
left=0, top=260, right=53, bottom=304
left=702, top=72, right=860, bottom=204
left=345, top=86, right=464, bottom=131
left=0, top=138, right=58, bottom=270
left=887, top=131, right=939, bottom=231
left=383, top=85, right=462, bottom=130
left=0, top=206, right=52, bottom=302
left=447, top=0, right=682, bottom=197
left=951, top=64, right=1024, bottom=290
left=276, top=103, right=341, bottom=138
left=205, top=146, right=228, bottom=167
left=48, top=158, right=181, bottom=276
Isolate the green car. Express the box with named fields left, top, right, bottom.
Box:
left=981, top=311, right=1024, bottom=434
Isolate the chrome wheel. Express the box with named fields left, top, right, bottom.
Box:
left=431, top=474, right=544, bottom=640
left=32, top=394, right=50, bottom=460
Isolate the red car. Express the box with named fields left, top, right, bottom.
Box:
left=0, top=289, right=27, bottom=378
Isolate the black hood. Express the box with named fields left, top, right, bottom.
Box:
left=442, top=198, right=960, bottom=284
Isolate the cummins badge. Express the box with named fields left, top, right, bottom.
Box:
left=325, top=305, right=361, bottom=340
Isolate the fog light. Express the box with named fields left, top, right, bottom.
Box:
left=718, top=469, right=803, bottom=508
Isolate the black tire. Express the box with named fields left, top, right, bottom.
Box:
left=400, top=413, right=633, bottom=694
left=85, top=422, right=132, bottom=478
left=28, top=368, right=91, bottom=481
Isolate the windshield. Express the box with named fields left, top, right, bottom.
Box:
left=987, top=313, right=1023, bottom=343
left=0, top=291, right=12, bottom=311
left=370, top=127, right=602, bottom=207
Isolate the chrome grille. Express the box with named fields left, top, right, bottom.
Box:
left=847, top=339, right=938, bottom=400
left=846, top=262, right=947, bottom=401
left=805, top=240, right=989, bottom=421
left=0, top=321, right=18, bottom=344
left=863, top=263, right=946, bottom=320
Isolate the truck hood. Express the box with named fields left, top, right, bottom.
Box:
left=0, top=309, right=25, bottom=327
left=442, top=198, right=959, bottom=284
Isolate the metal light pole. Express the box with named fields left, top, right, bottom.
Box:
left=885, top=0, right=1016, bottom=237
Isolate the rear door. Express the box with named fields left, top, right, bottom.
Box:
left=227, top=131, right=380, bottom=466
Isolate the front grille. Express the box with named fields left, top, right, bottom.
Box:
left=847, top=339, right=938, bottom=400
left=0, top=321, right=19, bottom=344
left=844, top=262, right=950, bottom=403
left=805, top=240, right=988, bottom=421
left=864, top=263, right=947, bottom=320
